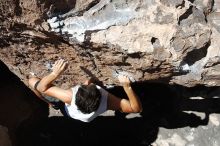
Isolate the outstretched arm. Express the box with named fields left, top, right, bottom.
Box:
left=30, top=59, right=72, bottom=104
left=120, top=75, right=143, bottom=112
left=107, top=75, right=143, bottom=113
left=36, top=59, right=67, bottom=92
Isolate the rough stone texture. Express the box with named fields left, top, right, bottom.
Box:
left=1, top=0, right=220, bottom=87
left=2, top=1, right=220, bottom=145
left=153, top=114, right=220, bottom=146
left=48, top=0, right=220, bottom=87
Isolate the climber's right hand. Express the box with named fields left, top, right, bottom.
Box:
left=52, top=59, right=68, bottom=76
left=118, top=75, right=131, bottom=87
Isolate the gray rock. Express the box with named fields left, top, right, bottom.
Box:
left=1, top=0, right=220, bottom=88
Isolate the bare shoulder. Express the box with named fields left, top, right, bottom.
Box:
left=43, top=86, right=73, bottom=104
left=66, top=88, right=73, bottom=96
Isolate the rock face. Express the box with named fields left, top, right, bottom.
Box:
left=0, top=0, right=220, bottom=89
left=1, top=1, right=220, bottom=145
left=0, top=60, right=49, bottom=145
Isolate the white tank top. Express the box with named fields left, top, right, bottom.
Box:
left=65, top=85, right=108, bottom=122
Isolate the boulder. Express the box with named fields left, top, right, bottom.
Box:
left=0, top=0, right=220, bottom=89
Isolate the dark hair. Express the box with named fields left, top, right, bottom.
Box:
left=75, top=84, right=101, bottom=114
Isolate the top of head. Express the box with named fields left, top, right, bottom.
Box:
left=75, top=84, right=101, bottom=114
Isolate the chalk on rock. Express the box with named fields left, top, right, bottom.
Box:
left=112, top=70, right=136, bottom=82
left=47, top=17, right=58, bottom=24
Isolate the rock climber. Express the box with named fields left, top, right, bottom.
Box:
left=28, top=59, right=142, bottom=122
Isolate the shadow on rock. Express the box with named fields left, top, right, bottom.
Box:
left=0, top=60, right=49, bottom=146
left=2, top=59, right=220, bottom=146
left=30, top=116, right=158, bottom=146
left=129, top=81, right=220, bottom=129
left=23, top=82, right=220, bottom=146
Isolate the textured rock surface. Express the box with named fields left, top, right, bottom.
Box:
left=47, top=0, right=220, bottom=87
left=2, top=1, right=220, bottom=145
left=1, top=0, right=220, bottom=87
